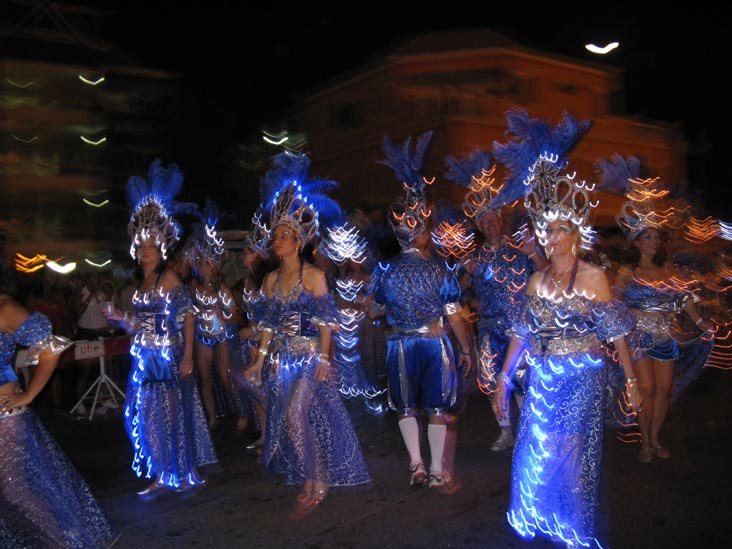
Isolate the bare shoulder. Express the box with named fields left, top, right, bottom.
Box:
left=526, top=268, right=546, bottom=295
left=302, top=263, right=328, bottom=295
left=159, top=269, right=182, bottom=292
left=262, top=269, right=278, bottom=297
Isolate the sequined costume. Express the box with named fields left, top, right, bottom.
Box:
left=621, top=275, right=713, bottom=404
left=471, top=242, right=533, bottom=392
left=1, top=311, right=118, bottom=548
left=193, top=286, right=238, bottom=347
left=507, top=287, right=635, bottom=547
left=369, top=250, right=460, bottom=416
left=124, top=285, right=218, bottom=488
left=259, top=266, right=371, bottom=486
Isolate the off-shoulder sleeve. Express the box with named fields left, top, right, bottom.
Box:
left=309, top=293, right=339, bottom=328
left=593, top=299, right=636, bottom=342
left=16, top=312, right=73, bottom=365
left=170, top=285, right=197, bottom=322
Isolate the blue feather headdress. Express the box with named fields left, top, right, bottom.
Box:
left=597, top=154, right=669, bottom=241
left=492, top=111, right=595, bottom=250
left=126, top=159, right=194, bottom=260
left=491, top=110, right=591, bottom=208
left=444, top=149, right=502, bottom=223
left=378, top=131, right=434, bottom=248
left=260, top=151, right=342, bottom=248
left=189, top=197, right=228, bottom=269
left=243, top=204, right=271, bottom=259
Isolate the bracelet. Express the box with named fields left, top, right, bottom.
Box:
left=317, top=356, right=331, bottom=365
left=626, top=377, right=637, bottom=385
left=527, top=252, right=537, bottom=259
left=257, top=347, right=269, bottom=357
left=695, top=317, right=705, bottom=327
left=497, top=372, right=511, bottom=383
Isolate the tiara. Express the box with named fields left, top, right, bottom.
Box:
left=261, top=151, right=341, bottom=248
left=243, top=206, right=271, bottom=258
left=126, top=160, right=185, bottom=260
left=615, top=177, right=670, bottom=241
left=524, top=153, right=597, bottom=249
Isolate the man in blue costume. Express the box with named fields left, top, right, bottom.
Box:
left=445, top=151, right=546, bottom=451
left=368, top=132, right=473, bottom=490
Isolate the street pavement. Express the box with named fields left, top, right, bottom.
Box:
left=43, top=366, right=732, bottom=548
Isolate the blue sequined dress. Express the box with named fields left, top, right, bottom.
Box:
left=622, top=276, right=713, bottom=404
left=507, top=291, right=635, bottom=548
left=260, top=268, right=371, bottom=487
left=124, top=285, right=218, bottom=488
left=1, top=311, right=119, bottom=548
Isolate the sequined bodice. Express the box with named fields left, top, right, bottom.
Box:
left=132, top=285, right=193, bottom=345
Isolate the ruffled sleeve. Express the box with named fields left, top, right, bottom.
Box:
left=593, top=300, right=636, bottom=342
left=170, top=285, right=197, bottom=323
left=309, top=293, right=340, bottom=328
left=16, top=312, right=73, bottom=366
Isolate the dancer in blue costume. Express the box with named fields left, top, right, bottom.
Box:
left=109, top=160, right=218, bottom=498
left=245, top=152, right=371, bottom=511
left=492, top=112, right=642, bottom=548
left=445, top=149, right=546, bottom=452
left=0, top=293, right=119, bottom=547
left=189, top=201, right=243, bottom=431
left=601, top=155, right=714, bottom=463
left=368, top=132, right=474, bottom=491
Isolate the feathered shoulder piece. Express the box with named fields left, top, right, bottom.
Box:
left=261, top=151, right=342, bottom=247
left=379, top=131, right=435, bottom=248
left=126, top=159, right=194, bottom=260
left=491, top=110, right=590, bottom=208
left=444, top=149, right=502, bottom=223
left=597, top=154, right=669, bottom=241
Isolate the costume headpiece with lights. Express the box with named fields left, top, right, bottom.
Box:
left=597, top=154, right=669, bottom=241
left=260, top=151, right=342, bottom=248
left=243, top=205, right=271, bottom=258
left=491, top=110, right=594, bottom=249
left=190, top=198, right=229, bottom=268
left=378, top=131, right=434, bottom=248
left=126, top=159, right=196, bottom=260
left=444, top=149, right=502, bottom=223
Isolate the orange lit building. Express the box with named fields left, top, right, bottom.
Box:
left=297, top=30, right=686, bottom=228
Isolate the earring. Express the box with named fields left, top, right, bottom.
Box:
left=571, top=242, right=577, bottom=257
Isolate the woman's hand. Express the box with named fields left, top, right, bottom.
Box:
left=102, top=306, right=124, bottom=322
left=245, top=357, right=265, bottom=386
left=180, top=354, right=194, bottom=378
left=1, top=391, right=32, bottom=413
left=626, top=381, right=643, bottom=414
left=459, top=350, right=473, bottom=378
left=315, top=360, right=331, bottom=383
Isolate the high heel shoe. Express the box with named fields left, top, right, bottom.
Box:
left=296, top=489, right=313, bottom=505
left=651, top=445, right=671, bottom=459
left=309, top=488, right=328, bottom=506
left=245, top=438, right=263, bottom=452
left=137, top=481, right=165, bottom=500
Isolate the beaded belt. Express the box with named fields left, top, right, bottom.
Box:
left=528, top=332, right=600, bottom=356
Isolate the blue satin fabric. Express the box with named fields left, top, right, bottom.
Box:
left=386, top=333, right=457, bottom=416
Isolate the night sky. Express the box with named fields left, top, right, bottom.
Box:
left=68, top=2, right=732, bottom=216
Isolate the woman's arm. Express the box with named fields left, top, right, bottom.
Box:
left=491, top=335, right=526, bottom=420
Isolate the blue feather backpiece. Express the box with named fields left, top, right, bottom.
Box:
left=491, top=110, right=591, bottom=207
left=444, top=149, right=492, bottom=188
left=596, top=154, right=641, bottom=195
left=378, top=131, right=434, bottom=188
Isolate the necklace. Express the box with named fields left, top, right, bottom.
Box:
left=549, top=263, right=573, bottom=289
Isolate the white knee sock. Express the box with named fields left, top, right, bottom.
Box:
left=398, top=417, right=423, bottom=466
left=427, top=423, right=447, bottom=474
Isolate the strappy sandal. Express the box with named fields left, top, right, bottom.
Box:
left=309, top=488, right=328, bottom=506
left=651, top=445, right=672, bottom=459
left=296, top=489, right=313, bottom=505
left=638, top=446, right=653, bottom=463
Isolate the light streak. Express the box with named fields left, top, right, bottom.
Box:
left=84, top=258, right=111, bottom=268
left=83, top=198, right=109, bottom=207
left=78, top=75, right=105, bottom=86
left=80, top=135, right=107, bottom=146
left=585, top=42, right=619, bottom=54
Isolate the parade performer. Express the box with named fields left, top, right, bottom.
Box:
left=600, top=154, right=714, bottom=463
left=368, top=132, right=474, bottom=491
left=445, top=149, right=545, bottom=451
left=1, top=293, right=119, bottom=547
left=245, top=152, right=371, bottom=511
left=491, top=111, right=642, bottom=547
left=112, top=159, right=217, bottom=498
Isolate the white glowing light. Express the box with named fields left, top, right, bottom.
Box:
left=80, top=136, right=107, bottom=146
left=46, top=260, right=77, bottom=274
left=78, top=75, right=105, bottom=86
left=84, top=258, right=111, bottom=268
left=10, top=134, right=38, bottom=143
left=82, top=198, right=109, bottom=207
left=6, top=78, right=34, bottom=88
left=585, top=42, right=619, bottom=54
left=263, top=135, right=288, bottom=145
